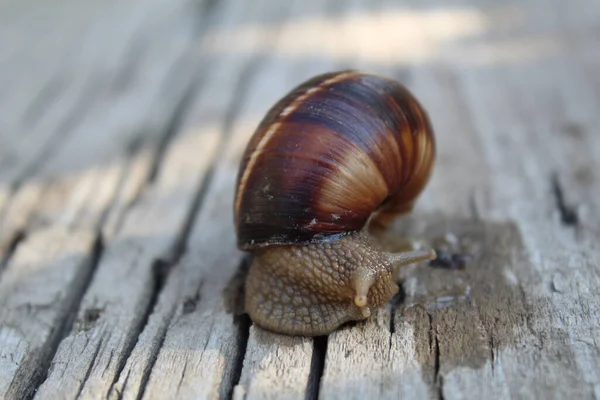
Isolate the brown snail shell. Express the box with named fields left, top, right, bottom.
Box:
left=234, top=70, right=436, bottom=336
left=235, top=70, right=435, bottom=250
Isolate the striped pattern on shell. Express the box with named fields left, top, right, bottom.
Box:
left=234, top=71, right=435, bottom=250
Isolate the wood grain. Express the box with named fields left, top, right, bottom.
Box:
left=108, top=2, right=275, bottom=397
left=0, top=0, right=598, bottom=399
left=234, top=327, right=315, bottom=400
left=0, top=157, right=139, bottom=399
left=33, top=97, right=221, bottom=399
left=0, top=229, right=96, bottom=400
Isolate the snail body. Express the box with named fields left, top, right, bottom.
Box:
left=234, top=71, right=436, bottom=336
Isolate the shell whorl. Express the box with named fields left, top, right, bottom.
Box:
left=234, top=71, right=435, bottom=250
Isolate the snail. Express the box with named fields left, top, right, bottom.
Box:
left=234, top=70, right=436, bottom=336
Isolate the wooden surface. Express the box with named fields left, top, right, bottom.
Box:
left=1, top=0, right=599, bottom=399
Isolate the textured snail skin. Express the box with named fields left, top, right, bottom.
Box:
left=244, top=232, right=397, bottom=336
left=235, top=70, right=436, bottom=336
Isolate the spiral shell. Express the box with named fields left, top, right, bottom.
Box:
left=234, top=70, right=435, bottom=250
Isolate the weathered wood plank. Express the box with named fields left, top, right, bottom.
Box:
left=0, top=0, right=218, bottom=397
left=447, top=59, right=600, bottom=398
left=0, top=144, right=153, bottom=260
left=1, top=0, right=599, bottom=399
left=0, top=1, right=222, bottom=398
left=0, top=149, right=153, bottom=399
left=105, top=2, right=274, bottom=397
left=0, top=1, right=150, bottom=186
left=316, top=1, right=600, bottom=399
left=35, top=0, right=212, bottom=182
left=137, top=167, right=247, bottom=400
left=28, top=164, right=123, bottom=231
left=0, top=0, right=215, bottom=216
left=30, top=2, right=224, bottom=394
left=0, top=228, right=97, bottom=400
left=33, top=103, right=220, bottom=399
left=438, top=0, right=600, bottom=396
left=0, top=0, right=213, bottom=264
left=0, top=139, right=149, bottom=400
left=234, top=327, right=314, bottom=400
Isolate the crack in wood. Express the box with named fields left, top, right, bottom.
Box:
left=550, top=172, right=579, bottom=227
left=226, top=314, right=251, bottom=400
left=388, top=287, right=406, bottom=357
left=175, top=358, right=189, bottom=398
left=23, top=233, right=105, bottom=400
left=129, top=301, right=178, bottom=400
left=111, top=49, right=264, bottom=399
left=223, top=255, right=252, bottom=399
left=108, top=109, right=226, bottom=399
left=170, top=160, right=219, bottom=262
left=388, top=287, right=406, bottom=337
left=476, top=304, right=497, bottom=376
left=306, top=335, right=328, bottom=400
left=428, top=312, right=444, bottom=400
left=0, top=230, right=26, bottom=281
left=108, top=51, right=229, bottom=393
left=104, top=349, right=115, bottom=378
left=75, top=335, right=105, bottom=399
left=114, top=368, right=132, bottom=400
left=426, top=312, right=434, bottom=358
left=107, top=257, right=173, bottom=398
left=489, top=334, right=495, bottom=375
